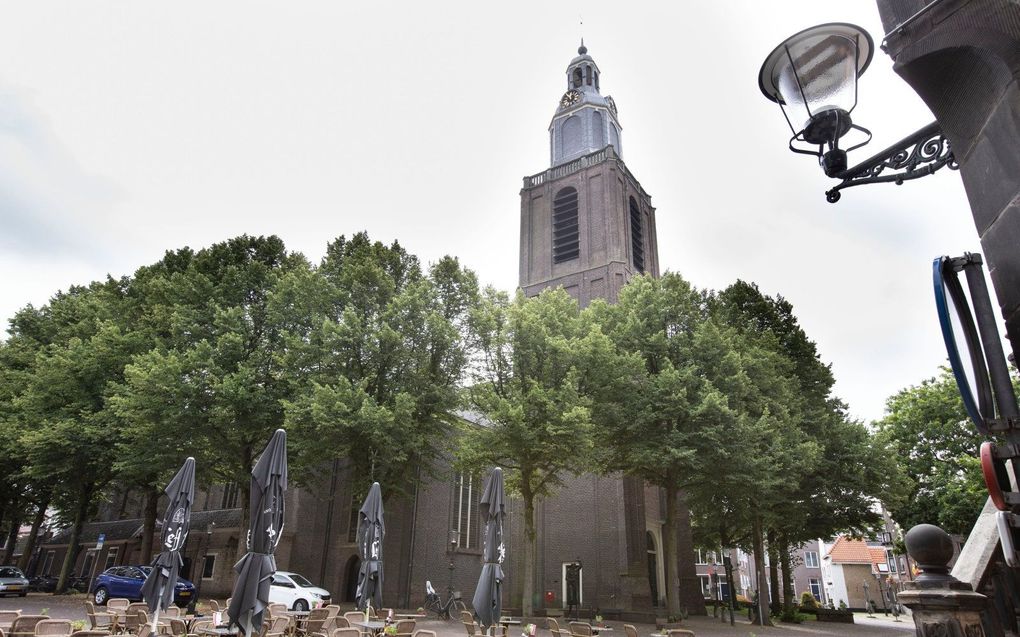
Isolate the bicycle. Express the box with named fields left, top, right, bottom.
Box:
left=422, top=580, right=467, bottom=620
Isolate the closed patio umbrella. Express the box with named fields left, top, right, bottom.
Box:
left=472, top=468, right=506, bottom=631
left=141, top=457, right=196, bottom=633
left=228, top=429, right=288, bottom=636
left=355, top=482, right=385, bottom=612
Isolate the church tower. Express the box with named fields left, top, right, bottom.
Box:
left=520, top=42, right=660, bottom=305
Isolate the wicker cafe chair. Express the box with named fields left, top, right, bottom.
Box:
left=411, top=630, right=436, bottom=637
left=460, top=611, right=479, bottom=637
left=548, top=619, right=572, bottom=637
left=328, top=629, right=360, bottom=637
left=34, top=621, right=73, bottom=637
left=340, top=614, right=363, bottom=626
left=392, top=620, right=415, bottom=637
left=268, top=617, right=291, bottom=637
left=0, top=613, right=21, bottom=632
left=301, top=609, right=331, bottom=637
left=568, top=624, right=591, bottom=637
left=123, top=605, right=147, bottom=635
left=622, top=625, right=638, bottom=637
left=161, top=608, right=181, bottom=619
left=70, top=632, right=116, bottom=637
left=84, top=603, right=115, bottom=631
left=168, top=619, right=187, bottom=636
left=321, top=616, right=350, bottom=634
left=9, top=616, right=49, bottom=637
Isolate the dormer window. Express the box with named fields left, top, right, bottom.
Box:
left=572, top=68, right=583, bottom=88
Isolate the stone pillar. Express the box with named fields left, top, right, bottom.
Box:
left=876, top=0, right=1020, bottom=362
left=898, top=523, right=990, bottom=637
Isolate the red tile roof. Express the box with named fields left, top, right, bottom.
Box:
left=826, top=536, right=874, bottom=564
left=868, top=547, right=889, bottom=569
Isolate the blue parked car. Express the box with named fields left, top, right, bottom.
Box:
left=91, top=565, right=196, bottom=607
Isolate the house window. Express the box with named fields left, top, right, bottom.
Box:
left=886, top=549, right=897, bottom=572
left=629, top=197, right=644, bottom=273
left=41, top=551, right=55, bottom=576
left=202, top=554, right=216, bottom=579
left=80, top=549, right=98, bottom=579
left=103, top=547, right=119, bottom=571
left=220, top=482, right=239, bottom=509
left=809, top=578, right=822, bottom=600
left=698, top=575, right=710, bottom=597
left=804, top=551, right=819, bottom=568
left=552, top=187, right=580, bottom=264
left=454, top=473, right=480, bottom=549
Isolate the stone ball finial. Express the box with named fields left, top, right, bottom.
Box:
left=578, top=39, right=587, bottom=55
left=905, top=523, right=955, bottom=581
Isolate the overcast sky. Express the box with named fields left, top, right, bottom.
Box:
left=0, top=1, right=985, bottom=423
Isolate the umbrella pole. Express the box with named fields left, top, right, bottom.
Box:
left=151, top=599, right=161, bottom=633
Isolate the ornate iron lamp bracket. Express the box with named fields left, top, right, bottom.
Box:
left=825, top=121, right=958, bottom=202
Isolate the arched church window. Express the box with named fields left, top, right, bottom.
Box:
left=646, top=532, right=660, bottom=607
left=595, top=71, right=599, bottom=91
left=586, top=65, right=592, bottom=86
left=610, top=124, right=621, bottom=155
left=562, top=115, right=582, bottom=156
left=572, top=68, right=583, bottom=88
left=592, top=111, right=605, bottom=147
left=629, top=196, right=645, bottom=273
left=553, top=187, right=580, bottom=264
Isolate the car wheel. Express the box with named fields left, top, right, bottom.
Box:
left=293, top=599, right=308, bottom=612
left=94, top=587, right=109, bottom=605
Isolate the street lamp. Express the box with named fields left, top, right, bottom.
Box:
left=448, top=529, right=458, bottom=595
left=759, top=23, right=957, bottom=202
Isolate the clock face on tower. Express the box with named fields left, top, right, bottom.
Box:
left=560, top=90, right=581, bottom=108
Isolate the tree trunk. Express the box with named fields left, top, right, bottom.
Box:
left=2, top=520, right=19, bottom=564
left=239, top=445, right=253, bottom=546
left=17, top=499, right=49, bottom=572
left=779, top=535, right=795, bottom=614
left=750, top=510, right=772, bottom=626
left=663, top=485, right=682, bottom=617
left=140, top=488, right=159, bottom=563
left=767, top=530, right=780, bottom=615
left=56, top=487, right=92, bottom=594
left=521, top=482, right=536, bottom=618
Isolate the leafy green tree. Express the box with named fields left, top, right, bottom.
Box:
left=283, top=234, right=479, bottom=499
left=111, top=235, right=304, bottom=537
left=711, top=281, right=908, bottom=614
left=0, top=306, right=59, bottom=572
left=876, top=367, right=991, bottom=535
left=458, top=287, right=602, bottom=616
left=589, top=274, right=740, bottom=616
left=17, top=279, right=144, bottom=592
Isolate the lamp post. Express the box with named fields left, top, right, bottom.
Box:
left=758, top=23, right=957, bottom=202
left=448, top=529, right=458, bottom=596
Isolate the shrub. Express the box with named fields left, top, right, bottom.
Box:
left=800, top=591, right=819, bottom=610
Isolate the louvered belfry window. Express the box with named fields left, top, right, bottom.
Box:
left=553, top=187, right=580, bottom=264
left=629, top=196, right=644, bottom=273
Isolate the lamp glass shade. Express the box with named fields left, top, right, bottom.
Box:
left=759, top=23, right=874, bottom=131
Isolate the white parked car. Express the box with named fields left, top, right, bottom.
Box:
left=269, top=571, right=331, bottom=611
